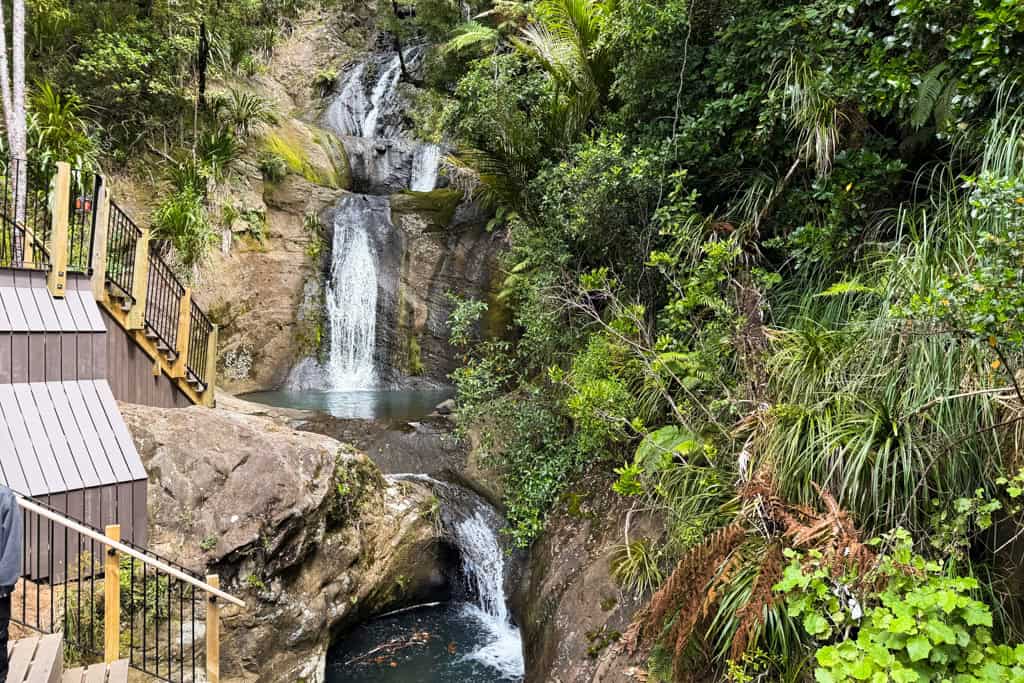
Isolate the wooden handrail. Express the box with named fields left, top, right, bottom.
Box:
left=17, top=496, right=245, bottom=608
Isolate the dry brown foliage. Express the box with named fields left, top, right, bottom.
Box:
left=623, top=477, right=874, bottom=680
left=623, top=522, right=746, bottom=662
left=730, top=542, right=783, bottom=660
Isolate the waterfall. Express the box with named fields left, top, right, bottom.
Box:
left=291, top=45, right=442, bottom=391
left=391, top=474, right=525, bottom=679
left=326, top=56, right=402, bottom=138
left=410, top=144, right=441, bottom=192
left=323, top=196, right=384, bottom=389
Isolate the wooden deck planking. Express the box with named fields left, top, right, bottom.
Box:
left=7, top=635, right=38, bottom=683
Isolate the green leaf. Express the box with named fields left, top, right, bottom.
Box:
left=804, top=612, right=831, bottom=638
left=963, top=605, right=994, bottom=627
left=906, top=635, right=932, bottom=662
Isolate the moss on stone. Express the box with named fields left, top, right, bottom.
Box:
left=327, top=450, right=385, bottom=529
left=389, top=188, right=463, bottom=232
left=408, top=335, right=424, bottom=376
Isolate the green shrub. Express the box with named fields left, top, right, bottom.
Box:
left=213, top=88, right=276, bottom=138
left=258, top=151, right=288, bottom=183
left=611, top=538, right=663, bottom=597
left=778, top=529, right=1024, bottom=682
left=152, top=187, right=215, bottom=267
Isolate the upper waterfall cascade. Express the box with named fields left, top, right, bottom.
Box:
left=288, top=47, right=444, bottom=391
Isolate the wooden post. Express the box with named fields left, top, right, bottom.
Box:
left=104, top=524, right=121, bottom=664
left=171, top=288, right=192, bottom=379
left=206, top=574, right=220, bottom=683
left=125, top=229, right=150, bottom=330
left=91, top=181, right=111, bottom=303
left=203, top=324, right=219, bottom=407
left=46, top=162, right=72, bottom=298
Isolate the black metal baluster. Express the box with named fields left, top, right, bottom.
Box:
left=143, top=564, right=148, bottom=673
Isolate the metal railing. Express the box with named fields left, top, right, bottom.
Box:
left=105, top=201, right=142, bottom=303
left=0, top=157, right=56, bottom=270
left=12, top=495, right=242, bottom=683
left=144, top=251, right=185, bottom=357
left=186, top=301, right=213, bottom=391
left=67, top=168, right=100, bottom=274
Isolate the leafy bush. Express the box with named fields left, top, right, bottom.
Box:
left=213, top=88, right=276, bottom=138
left=778, top=530, right=1024, bottom=682
left=152, top=187, right=215, bottom=267
left=258, top=151, right=288, bottom=183
left=611, top=538, right=663, bottom=598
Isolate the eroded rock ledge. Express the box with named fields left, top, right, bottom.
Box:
left=122, top=399, right=450, bottom=682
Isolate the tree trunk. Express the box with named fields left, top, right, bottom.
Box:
left=197, top=21, right=209, bottom=110
left=4, top=0, right=28, bottom=265
left=391, top=1, right=412, bottom=83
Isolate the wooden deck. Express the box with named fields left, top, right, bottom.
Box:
left=7, top=634, right=63, bottom=683
left=6, top=635, right=129, bottom=683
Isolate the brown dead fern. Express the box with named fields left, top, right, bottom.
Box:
left=624, top=521, right=746, bottom=662
left=730, top=542, right=784, bottom=660
left=623, top=476, right=875, bottom=677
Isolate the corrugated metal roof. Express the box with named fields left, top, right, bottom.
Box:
left=0, top=379, right=145, bottom=496
left=0, top=286, right=106, bottom=333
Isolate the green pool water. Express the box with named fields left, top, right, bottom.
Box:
left=240, top=389, right=453, bottom=421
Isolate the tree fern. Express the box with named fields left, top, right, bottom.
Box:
left=442, top=20, right=499, bottom=55
left=911, top=63, right=948, bottom=130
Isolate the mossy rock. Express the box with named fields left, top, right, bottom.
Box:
left=389, top=188, right=463, bottom=232
left=260, top=119, right=351, bottom=190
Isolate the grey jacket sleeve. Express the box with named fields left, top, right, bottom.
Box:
left=0, top=488, right=23, bottom=595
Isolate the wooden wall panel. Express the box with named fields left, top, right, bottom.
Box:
left=100, top=309, right=190, bottom=408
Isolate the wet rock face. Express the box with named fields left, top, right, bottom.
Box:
left=342, top=136, right=417, bottom=195
left=308, top=191, right=504, bottom=390
left=375, top=202, right=504, bottom=388
left=511, top=471, right=662, bottom=683
left=121, top=400, right=450, bottom=682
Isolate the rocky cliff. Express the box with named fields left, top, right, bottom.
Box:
left=122, top=398, right=453, bottom=682
left=512, top=469, right=661, bottom=683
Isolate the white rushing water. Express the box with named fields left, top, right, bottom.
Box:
left=326, top=56, right=402, bottom=138
left=391, top=475, right=525, bottom=679
left=324, top=196, right=380, bottom=389
left=410, top=143, right=441, bottom=192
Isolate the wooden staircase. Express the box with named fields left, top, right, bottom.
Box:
left=6, top=634, right=128, bottom=683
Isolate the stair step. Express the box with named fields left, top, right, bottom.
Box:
left=6, top=633, right=63, bottom=683
left=61, top=660, right=128, bottom=683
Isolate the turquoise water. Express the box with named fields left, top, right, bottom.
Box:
left=240, top=389, right=453, bottom=421
left=326, top=603, right=524, bottom=682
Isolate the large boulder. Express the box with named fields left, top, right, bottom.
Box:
left=122, top=401, right=450, bottom=682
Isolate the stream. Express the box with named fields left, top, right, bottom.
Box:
left=273, top=46, right=526, bottom=682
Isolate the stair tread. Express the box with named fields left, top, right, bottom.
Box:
left=25, top=633, right=62, bottom=683
left=8, top=635, right=62, bottom=683
left=62, top=659, right=129, bottom=683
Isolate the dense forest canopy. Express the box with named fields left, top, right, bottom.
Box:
left=412, top=0, right=1024, bottom=680
left=8, top=0, right=1024, bottom=679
